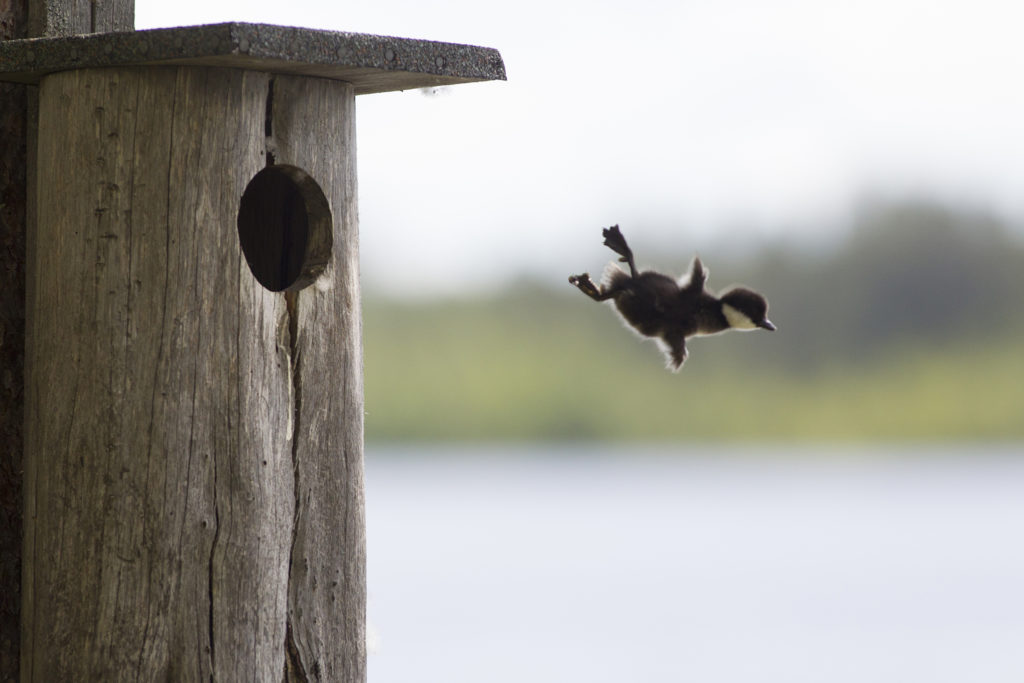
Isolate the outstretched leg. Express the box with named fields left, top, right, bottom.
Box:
left=660, top=330, right=688, bottom=372
left=602, top=225, right=638, bottom=277
left=568, top=273, right=615, bottom=301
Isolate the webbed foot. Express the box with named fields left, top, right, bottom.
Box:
left=569, top=273, right=611, bottom=301
left=601, top=225, right=638, bottom=277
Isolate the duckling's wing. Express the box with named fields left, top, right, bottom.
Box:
left=601, top=262, right=631, bottom=291
left=679, top=256, right=708, bottom=292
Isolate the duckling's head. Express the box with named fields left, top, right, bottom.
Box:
left=719, top=287, right=776, bottom=331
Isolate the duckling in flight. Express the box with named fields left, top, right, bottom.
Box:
left=568, top=225, right=775, bottom=371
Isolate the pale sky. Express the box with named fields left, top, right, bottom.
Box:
left=136, top=0, right=1024, bottom=295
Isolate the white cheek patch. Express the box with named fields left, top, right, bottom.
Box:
left=722, top=303, right=758, bottom=330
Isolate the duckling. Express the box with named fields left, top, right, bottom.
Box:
left=568, top=225, right=775, bottom=371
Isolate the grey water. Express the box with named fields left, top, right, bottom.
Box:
left=365, top=443, right=1024, bottom=682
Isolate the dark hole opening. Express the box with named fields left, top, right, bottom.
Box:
left=237, top=165, right=333, bottom=292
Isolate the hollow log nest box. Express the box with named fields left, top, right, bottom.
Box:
left=1, top=23, right=504, bottom=681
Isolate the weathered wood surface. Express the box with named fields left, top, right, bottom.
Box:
left=270, top=75, right=366, bottom=681
left=24, top=66, right=364, bottom=681
left=28, top=0, right=134, bottom=36
left=0, top=22, right=507, bottom=93
left=5, top=0, right=134, bottom=678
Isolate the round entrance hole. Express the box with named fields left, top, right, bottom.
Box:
left=237, top=165, right=332, bottom=292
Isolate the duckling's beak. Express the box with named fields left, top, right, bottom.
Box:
left=757, top=319, right=776, bottom=331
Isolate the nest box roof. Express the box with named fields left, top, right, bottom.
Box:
left=0, top=22, right=506, bottom=94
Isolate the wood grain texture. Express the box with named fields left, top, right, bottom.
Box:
left=28, top=0, right=133, bottom=36
left=24, top=66, right=329, bottom=681
left=269, top=75, right=366, bottom=683
left=6, top=1, right=131, bottom=676
left=13, top=3, right=132, bottom=678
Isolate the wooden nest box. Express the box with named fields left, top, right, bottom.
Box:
left=0, top=22, right=504, bottom=681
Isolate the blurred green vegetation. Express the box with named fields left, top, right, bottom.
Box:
left=364, top=200, right=1024, bottom=442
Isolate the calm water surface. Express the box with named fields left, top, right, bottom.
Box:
left=365, top=443, right=1024, bottom=682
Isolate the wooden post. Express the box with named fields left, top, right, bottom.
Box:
left=1, top=24, right=504, bottom=682
left=28, top=0, right=134, bottom=35
left=1, top=1, right=135, bottom=678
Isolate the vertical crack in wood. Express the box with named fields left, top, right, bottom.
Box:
left=277, top=72, right=307, bottom=679
left=206, top=382, right=220, bottom=676
left=283, top=288, right=307, bottom=680
left=283, top=619, right=309, bottom=683
left=264, top=78, right=277, bottom=167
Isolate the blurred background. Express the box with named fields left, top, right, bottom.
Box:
left=140, top=1, right=1024, bottom=680
left=142, top=0, right=1023, bottom=443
